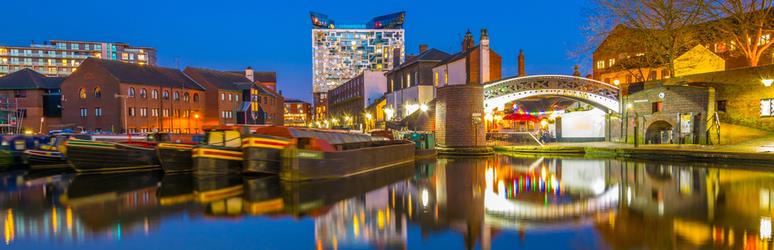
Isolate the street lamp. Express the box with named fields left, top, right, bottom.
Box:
left=419, top=104, right=428, bottom=112
left=613, top=79, right=620, bottom=86
left=384, top=108, right=395, bottom=121
left=764, top=79, right=773, bottom=87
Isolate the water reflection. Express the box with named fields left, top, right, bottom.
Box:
left=2, top=155, right=774, bottom=249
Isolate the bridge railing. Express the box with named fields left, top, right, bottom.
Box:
left=487, top=132, right=543, bottom=146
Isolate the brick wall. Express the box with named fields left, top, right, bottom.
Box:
left=435, top=84, right=485, bottom=147
left=624, top=85, right=711, bottom=143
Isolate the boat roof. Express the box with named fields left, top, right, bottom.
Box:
left=253, top=126, right=379, bottom=145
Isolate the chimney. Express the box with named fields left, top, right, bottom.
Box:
left=462, top=29, right=474, bottom=51
left=245, top=66, right=254, bottom=82
left=392, top=47, right=402, bottom=67
left=419, top=44, right=428, bottom=54
left=573, top=65, right=581, bottom=76
left=517, top=49, right=525, bottom=77
left=479, top=28, right=491, bottom=84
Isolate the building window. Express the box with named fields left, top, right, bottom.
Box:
left=128, top=87, right=136, bottom=97
left=174, top=91, right=180, bottom=101
left=13, top=90, right=26, bottom=98
left=717, top=100, right=727, bottom=112
left=152, top=89, right=158, bottom=99
left=128, top=107, right=136, bottom=116
left=183, top=92, right=190, bottom=102
left=163, top=91, right=169, bottom=99
left=95, top=107, right=102, bottom=117
left=151, top=108, right=159, bottom=117
left=163, top=109, right=169, bottom=117
left=652, top=102, right=663, bottom=113
left=228, top=94, right=232, bottom=101
left=608, top=58, right=615, bottom=67
left=193, top=93, right=200, bottom=102
left=140, top=108, right=147, bottom=117
left=79, top=88, right=87, bottom=99
left=444, top=71, right=448, bottom=84
left=94, top=87, right=102, bottom=98
left=434, top=72, right=439, bottom=86
left=596, top=60, right=605, bottom=69
left=761, top=99, right=773, bottom=117
left=80, top=108, right=87, bottom=117
left=648, top=70, right=657, bottom=81
left=221, top=93, right=225, bottom=101
left=140, top=88, right=147, bottom=98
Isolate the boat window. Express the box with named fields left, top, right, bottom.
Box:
left=224, top=130, right=241, bottom=148
left=206, top=130, right=241, bottom=148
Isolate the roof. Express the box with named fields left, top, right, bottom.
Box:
left=284, top=98, right=310, bottom=104
left=86, top=58, right=204, bottom=90
left=436, top=46, right=479, bottom=66
left=227, top=71, right=276, bottom=83
left=388, top=48, right=450, bottom=73
left=184, top=67, right=253, bottom=91
left=0, top=68, right=64, bottom=90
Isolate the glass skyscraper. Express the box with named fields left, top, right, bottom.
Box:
left=311, top=11, right=405, bottom=119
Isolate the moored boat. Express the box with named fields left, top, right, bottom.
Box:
left=192, top=128, right=245, bottom=176
left=65, top=139, right=160, bottom=172
left=241, top=128, right=291, bottom=175
left=280, top=137, right=415, bottom=181
left=22, top=135, right=70, bottom=167
left=153, top=133, right=204, bottom=173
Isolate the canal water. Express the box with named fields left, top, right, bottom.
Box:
left=2, top=154, right=773, bottom=249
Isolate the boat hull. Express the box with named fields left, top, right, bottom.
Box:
left=192, top=146, right=243, bottom=175
left=241, top=136, right=288, bottom=175
left=22, top=149, right=67, bottom=166
left=157, top=143, right=195, bottom=173
left=280, top=141, right=415, bottom=181
left=66, top=140, right=160, bottom=172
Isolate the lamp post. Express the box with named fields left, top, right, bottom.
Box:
left=626, top=103, right=639, bottom=148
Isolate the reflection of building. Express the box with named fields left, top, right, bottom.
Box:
left=283, top=98, right=312, bottom=127
left=311, top=11, right=405, bottom=120
left=328, top=70, right=387, bottom=128
left=315, top=186, right=407, bottom=249
left=0, top=40, right=156, bottom=77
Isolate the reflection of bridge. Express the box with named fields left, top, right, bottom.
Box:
left=483, top=75, right=621, bottom=113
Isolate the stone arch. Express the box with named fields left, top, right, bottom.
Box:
left=645, top=120, right=674, bottom=144
left=483, top=75, right=621, bottom=113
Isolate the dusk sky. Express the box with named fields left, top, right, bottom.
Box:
left=4, top=0, right=592, bottom=102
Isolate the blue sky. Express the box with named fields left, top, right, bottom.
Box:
left=3, top=0, right=592, bottom=102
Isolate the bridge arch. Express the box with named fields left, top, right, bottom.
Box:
left=483, top=75, right=621, bottom=113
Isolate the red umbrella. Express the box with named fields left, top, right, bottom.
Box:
left=502, top=113, right=541, bottom=122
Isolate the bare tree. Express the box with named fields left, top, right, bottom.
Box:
left=589, top=0, right=707, bottom=76
left=704, top=0, right=774, bottom=66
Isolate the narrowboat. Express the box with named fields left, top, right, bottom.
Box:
left=153, top=133, right=204, bottom=173
left=241, top=127, right=292, bottom=175
left=403, top=132, right=437, bottom=159
left=280, top=135, right=416, bottom=181
left=22, top=135, right=70, bottom=167
left=65, top=139, right=160, bottom=172
left=192, top=128, right=246, bottom=176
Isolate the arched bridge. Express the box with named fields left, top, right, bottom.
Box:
left=483, top=75, right=621, bottom=113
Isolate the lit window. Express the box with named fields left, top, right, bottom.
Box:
left=79, top=88, right=87, bottom=99
left=94, top=87, right=101, bottom=98
left=762, top=34, right=772, bottom=45
left=183, top=92, right=190, bottom=102
left=173, top=91, right=180, bottom=101
left=444, top=71, right=448, bottom=84
left=608, top=58, right=615, bottom=67
left=140, top=108, right=147, bottom=117
left=221, top=93, right=225, bottom=101
left=140, top=88, right=147, bottom=98
left=762, top=99, right=774, bottom=117
left=128, top=87, right=135, bottom=97
left=434, top=72, right=439, bottom=86
left=95, top=107, right=102, bottom=117
left=152, top=89, right=158, bottom=99
left=596, top=60, right=605, bottom=69
left=128, top=107, right=136, bottom=116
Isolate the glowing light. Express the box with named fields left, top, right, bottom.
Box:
left=419, top=104, right=428, bottom=112
left=421, top=189, right=429, bottom=207
left=613, top=79, right=620, bottom=86
left=193, top=113, right=200, bottom=119
left=626, top=103, right=633, bottom=109
left=540, top=119, right=549, bottom=128
left=761, top=217, right=772, bottom=239
left=353, top=215, right=360, bottom=237
left=484, top=112, right=493, bottom=121
left=365, top=113, right=372, bottom=120
left=23, top=130, right=33, bottom=135
left=763, top=79, right=773, bottom=87
left=384, top=108, right=395, bottom=120
left=377, top=210, right=385, bottom=229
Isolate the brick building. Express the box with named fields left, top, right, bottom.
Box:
left=284, top=98, right=312, bottom=127
left=593, top=24, right=773, bottom=85
left=60, top=58, right=205, bottom=133
left=328, top=70, right=386, bottom=127
left=184, top=67, right=283, bottom=127
left=0, top=69, right=64, bottom=132
left=622, top=85, right=713, bottom=144
left=384, top=45, right=449, bottom=120
left=432, top=29, right=502, bottom=87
